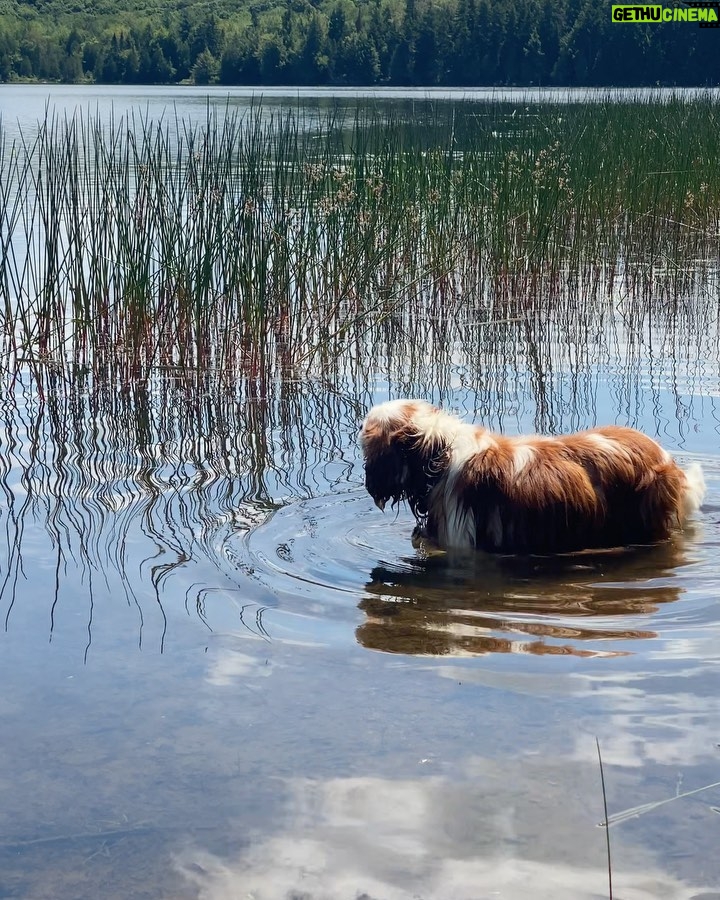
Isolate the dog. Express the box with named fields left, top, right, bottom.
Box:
left=360, top=399, right=705, bottom=554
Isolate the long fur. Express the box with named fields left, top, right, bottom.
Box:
left=360, top=399, right=705, bottom=554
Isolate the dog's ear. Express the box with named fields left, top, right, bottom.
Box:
left=361, top=414, right=450, bottom=515
left=364, top=443, right=409, bottom=511
left=361, top=415, right=417, bottom=510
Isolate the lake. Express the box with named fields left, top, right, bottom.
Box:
left=0, top=84, right=719, bottom=900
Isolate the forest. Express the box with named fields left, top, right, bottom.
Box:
left=0, top=0, right=717, bottom=86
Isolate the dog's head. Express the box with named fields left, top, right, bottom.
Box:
left=360, top=399, right=454, bottom=522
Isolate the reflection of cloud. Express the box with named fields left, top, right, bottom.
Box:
left=575, top=718, right=720, bottom=769
left=648, top=635, right=720, bottom=662
left=206, top=646, right=275, bottom=686
left=568, top=670, right=720, bottom=768
left=175, top=770, right=710, bottom=900
left=178, top=848, right=704, bottom=900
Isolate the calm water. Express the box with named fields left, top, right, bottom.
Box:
left=1, top=85, right=720, bottom=900
left=3, top=82, right=720, bottom=142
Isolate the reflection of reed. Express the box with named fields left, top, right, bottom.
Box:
left=0, top=266, right=715, bottom=656
left=356, top=540, right=692, bottom=658
left=0, top=369, right=363, bottom=655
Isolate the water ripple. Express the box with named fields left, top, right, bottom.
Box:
left=232, top=484, right=720, bottom=659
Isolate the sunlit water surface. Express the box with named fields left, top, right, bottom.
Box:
left=1, top=85, right=720, bottom=900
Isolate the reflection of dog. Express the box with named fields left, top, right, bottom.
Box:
left=360, top=399, right=705, bottom=554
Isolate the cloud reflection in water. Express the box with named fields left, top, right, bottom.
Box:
left=176, top=764, right=711, bottom=900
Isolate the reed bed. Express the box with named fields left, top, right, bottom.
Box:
left=0, top=94, right=719, bottom=386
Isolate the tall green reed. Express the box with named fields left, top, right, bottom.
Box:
left=0, top=94, right=718, bottom=387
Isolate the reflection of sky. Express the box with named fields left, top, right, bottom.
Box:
left=569, top=667, right=720, bottom=768
left=175, top=764, right=712, bottom=900
left=1, top=575, right=719, bottom=898
left=191, top=635, right=720, bottom=899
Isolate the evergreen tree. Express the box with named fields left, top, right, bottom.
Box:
left=191, top=48, right=220, bottom=84
left=298, top=13, right=328, bottom=84
left=0, top=0, right=717, bottom=88
left=339, top=32, right=380, bottom=83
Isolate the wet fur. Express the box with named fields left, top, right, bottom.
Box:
left=360, top=399, right=705, bottom=554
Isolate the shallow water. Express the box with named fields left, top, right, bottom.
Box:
left=1, top=86, right=720, bottom=900
left=1, top=329, right=719, bottom=900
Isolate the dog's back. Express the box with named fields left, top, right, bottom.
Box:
left=435, top=424, right=704, bottom=553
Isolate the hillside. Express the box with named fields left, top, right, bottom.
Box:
left=0, top=0, right=717, bottom=86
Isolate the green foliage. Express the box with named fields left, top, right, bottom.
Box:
left=0, top=0, right=717, bottom=85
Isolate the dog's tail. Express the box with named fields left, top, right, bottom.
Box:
left=679, top=462, right=706, bottom=522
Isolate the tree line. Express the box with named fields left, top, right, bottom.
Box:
left=1, top=0, right=717, bottom=86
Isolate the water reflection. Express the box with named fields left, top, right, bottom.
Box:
left=0, top=281, right=717, bottom=658
left=0, top=369, right=363, bottom=655
left=175, top=761, right=713, bottom=900
left=357, top=538, right=694, bottom=657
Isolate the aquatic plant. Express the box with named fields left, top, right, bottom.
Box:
left=0, top=94, right=719, bottom=388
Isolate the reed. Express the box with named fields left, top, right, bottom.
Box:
left=1, top=94, right=718, bottom=385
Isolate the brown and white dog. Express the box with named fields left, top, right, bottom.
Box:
left=360, top=399, right=705, bottom=554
